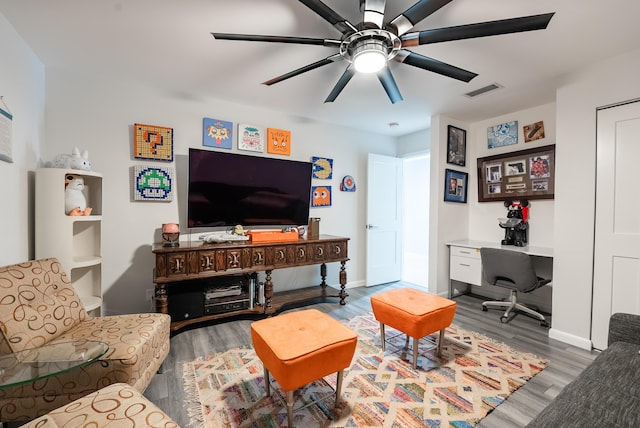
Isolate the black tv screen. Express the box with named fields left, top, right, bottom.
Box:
left=187, top=148, right=313, bottom=228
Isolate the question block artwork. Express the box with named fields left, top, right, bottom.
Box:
left=134, top=165, right=175, bottom=201
left=134, top=123, right=174, bottom=161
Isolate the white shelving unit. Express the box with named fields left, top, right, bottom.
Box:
left=35, top=168, right=103, bottom=314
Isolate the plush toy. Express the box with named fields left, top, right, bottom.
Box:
left=65, top=174, right=92, bottom=216
left=50, top=147, right=92, bottom=171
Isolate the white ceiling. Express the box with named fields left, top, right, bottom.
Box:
left=2, top=0, right=640, bottom=136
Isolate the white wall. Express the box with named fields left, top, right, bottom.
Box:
left=551, top=48, right=640, bottom=349
left=397, top=128, right=430, bottom=156
left=430, top=50, right=640, bottom=349
left=42, top=67, right=397, bottom=315
left=468, top=103, right=556, bottom=248
left=397, top=129, right=430, bottom=287
left=0, top=13, right=45, bottom=265
left=402, top=154, right=429, bottom=287
left=429, top=115, right=471, bottom=296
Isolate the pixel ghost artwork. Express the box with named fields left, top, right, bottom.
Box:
left=65, top=174, right=92, bottom=216
left=312, top=186, right=332, bottom=207
left=50, top=147, right=92, bottom=171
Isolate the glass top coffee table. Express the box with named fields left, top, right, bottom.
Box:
left=0, top=339, right=108, bottom=389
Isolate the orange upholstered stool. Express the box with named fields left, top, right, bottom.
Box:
left=250, top=308, right=357, bottom=427
left=371, top=288, right=457, bottom=369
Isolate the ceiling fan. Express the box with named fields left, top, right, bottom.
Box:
left=211, top=0, right=554, bottom=104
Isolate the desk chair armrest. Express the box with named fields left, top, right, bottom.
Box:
left=608, top=313, right=640, bottom=346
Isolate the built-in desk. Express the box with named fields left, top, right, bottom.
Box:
left=447, top=240, right=553, bottom=301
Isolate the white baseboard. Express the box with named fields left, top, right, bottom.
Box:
left=327, top=279, right=366, bottom=289
left=549, top=328, right=592, bottom=350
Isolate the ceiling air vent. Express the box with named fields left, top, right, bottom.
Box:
left=465, top=83, right=503, bottom=98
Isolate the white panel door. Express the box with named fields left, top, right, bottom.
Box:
left=592, top=100, right=640, bottom=349
left=366, top=153, right=402, bottom=286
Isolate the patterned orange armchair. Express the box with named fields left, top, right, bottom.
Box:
left=0, top=258, right=171, bottom=423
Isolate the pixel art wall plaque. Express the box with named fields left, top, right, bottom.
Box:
left=312, top=156, right=333, bottom=179
left=238, top=123, right=265, bottom=152
left=203, top=117, right=233, bottom=149
left=266, top=128, right=291, bottom=156
left=311, top=185, right=332, bottom=207
left=134, top=165, right=175, bottom=201
left=134, top=123, right=173, bottom=161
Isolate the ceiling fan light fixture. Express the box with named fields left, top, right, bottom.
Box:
left=352, top=39, right=387, bottom=73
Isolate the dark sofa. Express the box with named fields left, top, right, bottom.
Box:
left=526, top=313, right=640, bottom=427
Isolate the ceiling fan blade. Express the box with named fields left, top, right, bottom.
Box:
left=325, top=66, right=356, bottom=103
left=211, top=33, right=340, bottom=47
left=388, top=0, right=454, bottom=36
left=401, top=13, right=555, bottom=46
left=263, top=53, right=343, bottom=86
left=395, top=50, right=477, bottom=82
left=361, top=0, right=387, bottom=29
left=377, top=67, right=403, bottom=104
left=299, top=0, right=357, bottom=34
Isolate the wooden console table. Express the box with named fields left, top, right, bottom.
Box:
left=152, top=234, right=349, bottom=332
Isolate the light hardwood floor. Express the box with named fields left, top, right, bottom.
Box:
left=144, top=282, right=598, bottom=427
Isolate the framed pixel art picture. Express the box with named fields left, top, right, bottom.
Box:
left=134, top=123, right=173, bottom=161
left=133, top=165, right=175, bottom=201
left=312, top=156, right=333, bottom=179
left=311, top=185, right=332, bottom=207
left=238, top=123, right=265, bottom=152
left=266, top=128, right=291, bottom=156
left=203, top=117, right=233, bottom=149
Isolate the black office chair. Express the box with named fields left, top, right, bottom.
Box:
left=480, top=247, right=551, bottom=326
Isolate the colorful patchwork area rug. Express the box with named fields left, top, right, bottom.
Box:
left=183, top=312, right=547, bottom=427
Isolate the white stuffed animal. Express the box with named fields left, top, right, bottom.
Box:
left=65, top=174, right=92, bottom=216
left=50, top=147, right=92, bottom=171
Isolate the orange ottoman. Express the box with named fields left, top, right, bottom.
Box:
left=250, top=308, right=357, bottom=427
left=371, top=288, right=456, bottom=369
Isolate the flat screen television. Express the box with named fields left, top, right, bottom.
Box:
left=187, top=148, right=313, bottom=228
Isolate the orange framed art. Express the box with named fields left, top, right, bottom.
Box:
left=266, top=128, right=291, bottom=156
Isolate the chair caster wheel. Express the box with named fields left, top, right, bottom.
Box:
left=500, top=316, right=509, bottom=323
left=482, top=306, right=488, bottom=312
left=541, top=321, right=549, bottom=327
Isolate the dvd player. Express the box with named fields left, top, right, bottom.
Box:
left=204, top=284, right=242, bottom=299
left=204, top=298, right=250, bottom=314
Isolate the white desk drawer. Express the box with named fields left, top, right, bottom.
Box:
left=450, top=255, right=482, bottom=285
left=450, top=246, right=480, bottom=259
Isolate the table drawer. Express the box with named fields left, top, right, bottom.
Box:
left=450, top=255, right=482, bottom=285
left=450, top=246, right=480, bottom=259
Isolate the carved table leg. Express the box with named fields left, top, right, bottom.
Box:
left=320, top=263, right=327, bottom=288
left=264, top=269, right=273, bottom=311
left=155, top=283, right=168, bottom=314
left=339, top=261, right=348, bottom=305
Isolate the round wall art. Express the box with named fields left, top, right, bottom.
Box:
left=340, top=175, right=356, bottom=192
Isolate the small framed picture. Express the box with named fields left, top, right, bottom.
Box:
left=133, top=123, right=173, bottom=161
left=444, top=168, right=468, bottom=203
left=447, top=125, right=466, bottom=166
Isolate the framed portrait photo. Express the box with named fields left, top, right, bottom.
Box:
left=447, top=125, right=467, bottom=166
left=444, top=168, right=468, bottom=203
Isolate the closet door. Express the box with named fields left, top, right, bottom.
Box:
left=592, top=100, right=640, bottom=349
